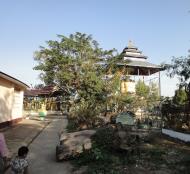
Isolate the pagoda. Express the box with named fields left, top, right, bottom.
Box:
left=118, top=41, right=163, bottom=94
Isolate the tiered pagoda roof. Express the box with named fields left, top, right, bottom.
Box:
left=118, top=41, right=163, bottom=75
left=122, top=41, right=147, bottom=59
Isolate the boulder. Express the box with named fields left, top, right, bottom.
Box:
left=56, top=130, right=96, bottom=161
left=56, top=124, right=150, bottom=161
left=111, top=124, right=144, bottom=153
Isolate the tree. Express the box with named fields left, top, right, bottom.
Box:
left=130, top=80, right=148, bottom=113
left=166, top=53, right=190, bottom=105
left=134, top=80, right=160, bottom=122
left=147, top=82, right=160, bottom=110
left=34, top=84, right=45, bottom=89
left=173, top=88, right=187, bottom=105
left=164, top=52, right=190, bottom=130
left=34, top=32, right=117, bottom=127
left=135, top=80, right=150, bottom=99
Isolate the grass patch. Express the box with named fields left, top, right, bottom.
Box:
left=72, top=148, right=130, bottom=174
left=70, top=127, right=190, bottom=174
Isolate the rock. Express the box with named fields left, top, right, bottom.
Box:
left=83, top=139, right=92, bottom=150
left=56, top=125, right=150, bottom=161
left=56, top=129, right=96, bottom=161
left=59, top=129, right=96, bottom=142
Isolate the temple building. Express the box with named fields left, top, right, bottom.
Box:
left=0, top=71, right=29, bottom=128
left=119, top=41, right=163, bottom=94
left=24, top=85, right=62, bottom=111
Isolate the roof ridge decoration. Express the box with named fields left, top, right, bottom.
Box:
left=128, top=40, right=133, bottom=47
left=123, top=40, right=147, bottom=60
left=117, top=41, right=164, bottom=76
left=128, top=40, right=134, bottom=47
left=127, top=40, right=137, bottom=49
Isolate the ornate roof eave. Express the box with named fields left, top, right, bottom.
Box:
left=116, top=62, right=164, bottom=75
left=117, top=62, right=163, bottom=69
left=124, top=55, right=148, bottom=59
left=122, top=49, right=142, bottom=54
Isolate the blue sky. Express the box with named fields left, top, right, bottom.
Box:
left=0, top=0, right=190, bottom=96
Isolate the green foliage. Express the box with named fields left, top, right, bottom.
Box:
left=134, top=80, right=160, bottom=113
left=34, top=83, right=45, bottom=89
left=92, top=126, right=116, bottom=149
left=68, top=99, right=105, bottom=130
left=34, top=32, right=118, bottom=127
left=166, top=55, right=190, bottom=82
left=66, top=119, right=78, bottom=132
left=161, top=97, right=190, bottom=130
left=34, top=32, right=115, bottom=92
left=108, top=73, right=121, bottom=94
left=135, top=80, right=149, bottom=98
left=148, top=82, right=159, bottom=101
left=91, top=147, right=104, bottom=160
left=72, top=126, right=190, bottom=174
left=72, top=127, right=128, bottom=174
left=166, top=54, right=190, bottom=105
left=115, top=93, right=136, bottom=112
left=165, top=53, right=190, bottom=130
left=173, top=88, right=187, bottom=105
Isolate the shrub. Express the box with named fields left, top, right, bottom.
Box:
left=92, top=126, right=116, bottom=150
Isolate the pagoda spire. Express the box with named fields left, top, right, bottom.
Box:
left=128, top=40, right=134, bottom=47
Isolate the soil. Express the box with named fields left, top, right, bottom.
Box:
left=73, top=130, right=190, bottom=174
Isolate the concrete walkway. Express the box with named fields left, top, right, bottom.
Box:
left=28, top=116, right=72, bottom=174
left=3, top=118, right=50, bottom=157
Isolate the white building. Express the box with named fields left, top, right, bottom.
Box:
left=0, top=71, right=29, bottom=128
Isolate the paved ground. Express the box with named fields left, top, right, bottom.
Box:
left=28, top=116, right=72, bottom=174
left=3, top=115, right=72, bottom=174
left=3, top=118, right=50, bottom=157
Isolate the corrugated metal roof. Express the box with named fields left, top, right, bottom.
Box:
left=24, top=85, right=55, bottom=96
left=24, top=85, right=65, bottom=97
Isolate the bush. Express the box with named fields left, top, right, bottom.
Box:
left=161, top=98, right=190, bottom=131
left=92, top=126, right=116, bottom=150
left=66, top=119, right=78, bottom=132
left=66, top=98, right=107, bottom=131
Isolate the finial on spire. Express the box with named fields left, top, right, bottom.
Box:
left=128, top=40, right=133, bottom=47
